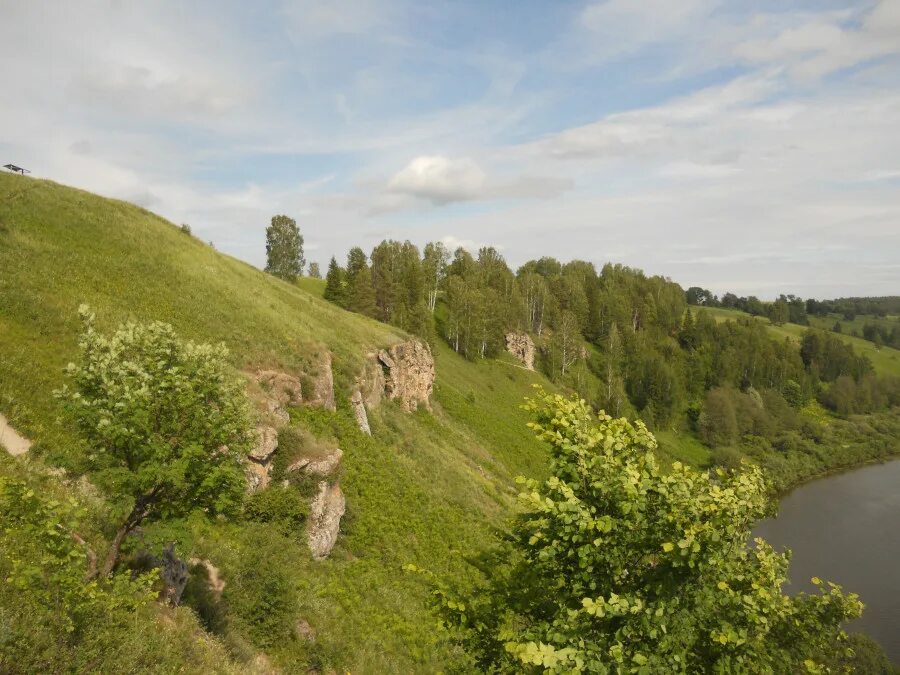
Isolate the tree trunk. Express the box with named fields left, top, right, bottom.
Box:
left=95, top=488, right=159, bottom=578
left=98, top=521, right=133, bottom=579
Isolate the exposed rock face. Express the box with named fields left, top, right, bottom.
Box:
left=255, top=370, right=303, bottom=406
left=249, top=425, right=279, bottom=461
left=350, top=390, right=371, bottom=435
left=245, top=460, right=271, bottom=492
left=506, top=332, right=535, bottom=370
left=356, top=354, right=385, bottom=408
left=378, top=340, right=435, bottom=412
left=307, top=351, right=336, bottom=411
left=0, top=413, right=32, bottom=456
left=307, top=482, right=346, bottom=560
left=287, top=446, right=343, bottom=477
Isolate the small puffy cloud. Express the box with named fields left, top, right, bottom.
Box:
left=388, top=156, right=488, bottom=204
left=386, top=155, right=572, bottom=206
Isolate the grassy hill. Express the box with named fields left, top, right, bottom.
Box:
left=700, top=306, right=900, bottom=378
left=0, top=172, right=554, bottom=672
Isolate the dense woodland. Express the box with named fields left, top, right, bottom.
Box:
left=317, top=239, right=900, bottom=491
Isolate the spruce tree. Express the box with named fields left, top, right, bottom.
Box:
left=323, top=256, right=347, bottom=307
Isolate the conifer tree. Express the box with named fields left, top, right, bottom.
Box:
left=323, top=256, right=347, bottom=307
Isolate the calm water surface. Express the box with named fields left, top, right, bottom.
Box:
left=754, top=458, right=900, bottom=663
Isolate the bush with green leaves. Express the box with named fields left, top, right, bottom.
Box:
left=57, top=306, right=252, bottom=577
left=415, top=388, right=863, bottom=673
left=0, top=475, right=156, bottom=670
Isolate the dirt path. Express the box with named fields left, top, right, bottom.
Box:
left=0, top=413, right=31, bottom=455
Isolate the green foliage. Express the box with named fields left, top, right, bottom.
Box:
left=57, top=307, right=252, bottom=575
left=323, top=256, right=347, bottom=307
left=243, top=484, right=308, bottom=536
left=420, top=389, right=863, bottom=673
left=307, top=261, right=321, bottom=279
left=265, top=214, right=305, bottom=282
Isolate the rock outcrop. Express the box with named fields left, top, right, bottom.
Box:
left=378, top=340, right=435, bottom=412
left=307, top=482, right=346, bottom=560
left=249, top=425, right=279, bottom=462
left=350, top=390, right=371, bottom=435
left=245, top=460, right=271, bottom=492
left=287, top=446, right=343, bottom=477
left=307, top=351, right=336, bottom=411
left=505, top=332, right=535, bottom=370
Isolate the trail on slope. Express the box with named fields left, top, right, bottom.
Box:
left=0, top=413, right=31, bottom=455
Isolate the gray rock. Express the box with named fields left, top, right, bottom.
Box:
left=249, top=425, right=278, bottom=461
left=307, top=482, right=345, bottom=560
left=350, top=390, right=371, bottom=435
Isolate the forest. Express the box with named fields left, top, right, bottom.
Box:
left=319, top=239, right=900, bottom=490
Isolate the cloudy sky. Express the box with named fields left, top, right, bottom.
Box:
left=2, top=0, right=899, bottom=298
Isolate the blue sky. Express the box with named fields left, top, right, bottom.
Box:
left=2, top=0, right=899, bottom=298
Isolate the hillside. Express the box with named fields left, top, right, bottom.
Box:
left=700, top=306, right=900, bottom=378
left=0, top=173, right=553, bottom=672
left=2, top=173, right=898, bottom=672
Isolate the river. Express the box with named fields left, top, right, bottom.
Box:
left=754, top=458, right=900, bottom=663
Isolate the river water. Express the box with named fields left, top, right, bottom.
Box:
left=754, top=458, right=900, bottom=663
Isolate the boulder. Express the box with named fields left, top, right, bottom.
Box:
left=307, top=482, right=345, bottom=560
left=378, top=340, right=434, bottom=412
left=287, top=446, right=343, bottom=477
left=350, top=390, right=371, bottom=435
left=249, top=425, right=279, bottom=461
left=505, top=332, right=535, bottom=370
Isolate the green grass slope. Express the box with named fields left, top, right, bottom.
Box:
left=701, top=306, right=900, bottom=378
left=0, top=173, right=553, bottom=672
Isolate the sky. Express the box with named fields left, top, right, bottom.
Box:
left=1, top=0, right=899, bottom=299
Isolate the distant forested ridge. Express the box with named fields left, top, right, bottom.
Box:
left=686, top=287, right=900, bottom=349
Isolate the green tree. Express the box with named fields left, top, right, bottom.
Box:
left=307, top=261, right=321, bottom=278
left=323, top=256, right=347, bottom=307
left=769, top=298, right=790, bottom=326
left=346, top=248, right=377, bottom=317
left=422, top=241, right=450, bottom=312
left=551, top=310, right=581, bottom=378
left=700, top=387, right=739, bottom=446
left=265, top=214, right=305, bottom=281
left=57, top=307, right=252, bottom=578
left=417, top=390, right=862, bottom=673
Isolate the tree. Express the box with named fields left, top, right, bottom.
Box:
left=700, top=387, right=739, bottom=446
left=265, top=214, right=305, bottom=281
left=422, top=241, right=450, bottom=312
left=416, top=389, right=862, bottom=673
left=551, top=310, right=581, bottom=378
left=323, top=256, right=347, bottom=307
left=57, top=307, right=252, bottom=578
left=308, top=262, right=321, bottom=278
left=345, top=247, right=377, bottom=317
left=768, top=298, right=790, bottom=326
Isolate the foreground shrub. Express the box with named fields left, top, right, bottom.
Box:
left=415, top=389, right=863, bottom=673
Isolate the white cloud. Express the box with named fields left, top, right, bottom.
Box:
left=386, top=155, right=572, bottom=206
left=734, top=0, right=900, bottom=80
